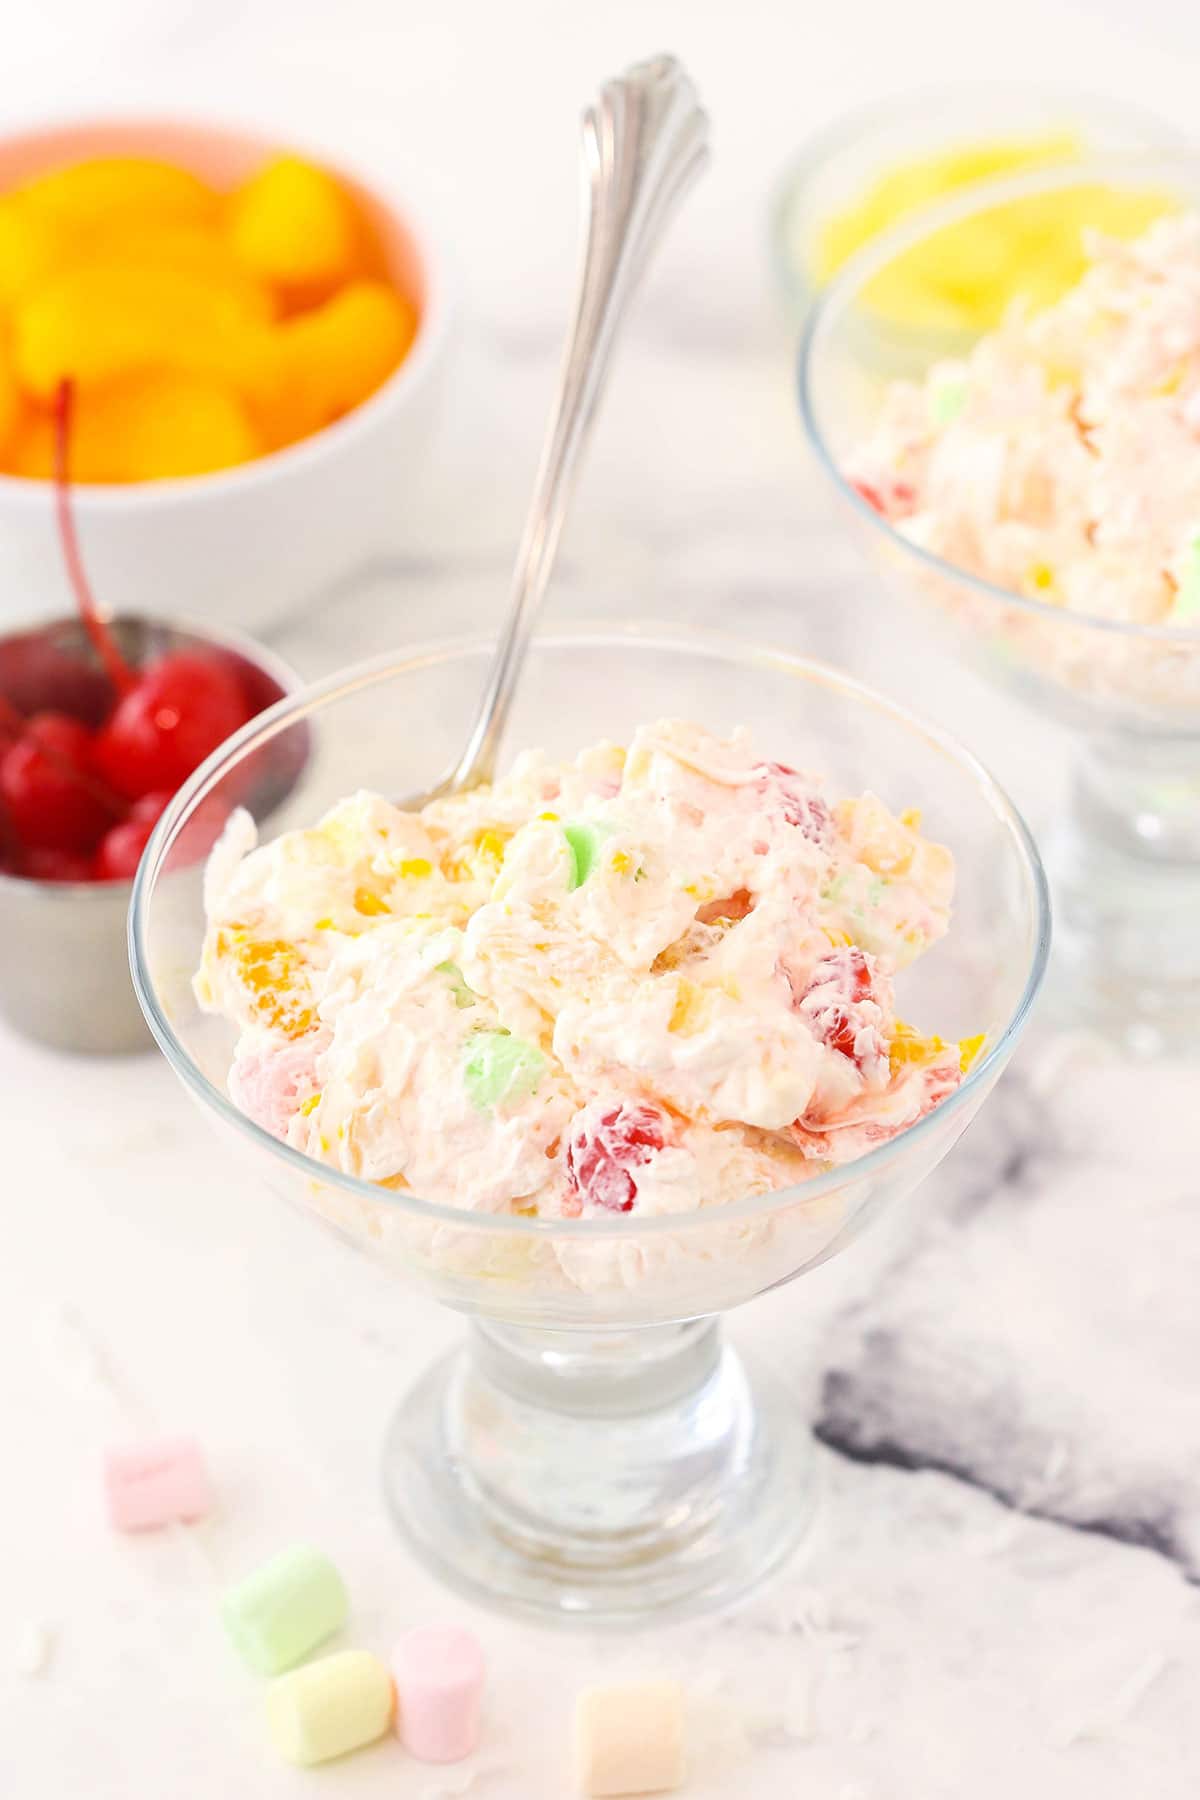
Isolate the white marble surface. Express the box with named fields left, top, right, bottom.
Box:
left=5, top=3, right=1200, bottom=1795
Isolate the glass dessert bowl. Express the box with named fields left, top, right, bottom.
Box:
left=799, top=156, right=1200, bottom=1058
left=771, top=85, right=1179, bottom=333
left=130, top=626, right=1048, bottom=1624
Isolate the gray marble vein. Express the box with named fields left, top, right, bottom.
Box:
left=815, top=1049, right=1200, bottom=1579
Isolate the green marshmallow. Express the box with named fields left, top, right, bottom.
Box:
left=464, top=1029, right=545, bottom=1110
left=563, top=821, right=611, bottom=889
left=1175, top=536, right=1200, bottom=621
left=221, top=1545, right=348, bottom=1676
left=929, top=372, right=967, bottom=425
left=435, top=960, right=476, bottom=1008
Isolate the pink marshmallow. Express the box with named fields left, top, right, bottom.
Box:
left=105, top=1437, right=212, bottom=1533
left=392, top=1625, right=485, bottom=1763
left=228, top=1033, right=327, bottom=1139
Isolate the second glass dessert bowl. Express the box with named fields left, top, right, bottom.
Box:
left=131, top=626, right=1048, bottom=1625
left=800, top=156, right=1200, bottom=1057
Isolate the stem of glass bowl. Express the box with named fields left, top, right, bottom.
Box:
left=382, top=1317, right=815, bottom=1625
left=1075, top=730, right=1200, bottom=861
left=1046, top=730, right=1200, bottom=1057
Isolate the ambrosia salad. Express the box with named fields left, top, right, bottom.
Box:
left=849, top=212, right=1200, bottom=628
left=197, top=720, right=979, bottom=1223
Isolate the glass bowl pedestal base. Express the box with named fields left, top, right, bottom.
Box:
left=383, top=1318, right=815, bottom=1626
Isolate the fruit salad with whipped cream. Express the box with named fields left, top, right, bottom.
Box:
left=847, top=211, right=1200, bottom=628
left=196, top=721, right=980, bottom=1223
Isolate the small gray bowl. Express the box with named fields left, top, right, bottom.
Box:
left=0, top=613, right=303, bottom=1054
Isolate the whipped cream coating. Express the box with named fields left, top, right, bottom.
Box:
left=849, top=213, right=1200, bottom=629
left=197, top=721, right=977, bottom=1232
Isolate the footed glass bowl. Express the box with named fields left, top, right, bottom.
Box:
left=771, top=85, right=1179, bottom=331
left=130, top=627, right=1048, bottom=1623
left=800, top=157, right=1200, bottom=1058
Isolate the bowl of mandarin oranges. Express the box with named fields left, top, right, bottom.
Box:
left=0, top=118, right=447, bottom=628
left=0, top=117, right=439, bottom=1052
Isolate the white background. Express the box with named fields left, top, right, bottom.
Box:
left=4, top=3, right=1200, bottom=1797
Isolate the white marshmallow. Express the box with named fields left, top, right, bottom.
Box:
left=574, top=1680, right=685, bottom=1797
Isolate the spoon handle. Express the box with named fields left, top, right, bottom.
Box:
left=446, top=55, right=709, bottom=792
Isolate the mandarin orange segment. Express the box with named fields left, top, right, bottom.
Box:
left=13, top=262, right=267, bottom=401
left=253, top=280, right=416, bottom=446
left=88, top=373, right=260, bottom=480
left=0, top=199, right=67, bottom=306
left=228, top=155, right=358, bottom=291
left=82, top=225, right=276, bottom=321
left=15, top=157, right=217, bottom=232
left=8, top=403, right=117, bottom=482
left=0, top=334, right=20, bottom=450
left=232, top=936, right=314, bottom=1038
left=0, top=147, right=418, bottom=476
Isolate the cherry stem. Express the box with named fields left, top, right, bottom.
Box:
left=54, top=379, right=137, bottom=698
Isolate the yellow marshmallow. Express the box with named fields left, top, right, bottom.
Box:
left=266, top=1649, right=393, bottom=1766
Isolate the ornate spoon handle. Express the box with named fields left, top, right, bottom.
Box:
left=441, top=55, right=709, bottom=794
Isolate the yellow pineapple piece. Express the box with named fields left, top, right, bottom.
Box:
left=353, top=886, right=390, bottom=917
left=888, top=1019, right=950, bottom=1075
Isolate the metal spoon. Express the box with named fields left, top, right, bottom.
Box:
left=419, top=54, right=708, bottom=804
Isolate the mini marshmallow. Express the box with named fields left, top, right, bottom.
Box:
left=575, top=1680, right=685, bottom=1797
left=267, top=1649, right=394, bottom=1766
left=104, top=1437, right=212, bottom=1532
left=221, top=1544, right=348, bottom=1676
left=392, top=1624, right=485, bottom=1763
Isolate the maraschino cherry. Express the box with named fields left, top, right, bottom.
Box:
left=0, top=380, right=255, bottom=882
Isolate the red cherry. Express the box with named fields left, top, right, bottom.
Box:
left=0, top=712, right=111, bottom=851
left=851, top=478, right=885, bottom=512
left=130, top=790, right=172, bottom=824
left=173, top=792, right=231, bottom=866
left=21, top=843, right=95, bottom=883
left=92, top=654, right=251, bottom=801
left=695, top=886, right=754, bottom=925
left=566, top=1103, right=667, bottom=1213
left=93, top=815, right=159, bottom=881
left=796, top=947, right=882, bottom=1067
left=753, top=763, right=833, bottom=843
left=93, top=786, right=176, bottom=881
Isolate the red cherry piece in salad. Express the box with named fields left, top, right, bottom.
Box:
left=0, top=711, right=110, bottom=851
left=566, top=1103, right=667, bottom=1213
left=92, top=653, right=251, bottom=801
left=798, top=946, right=881, bottom=1065
left=851, top=478, right=885, bottom=513
left=753, top=762, right=833, bottom=843
left=695, top=886, right=754, bottom=925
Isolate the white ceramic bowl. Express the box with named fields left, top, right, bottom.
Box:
left=0, top=117, right=451, bottom=633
